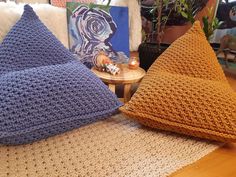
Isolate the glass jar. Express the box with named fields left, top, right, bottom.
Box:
left=128, top=56, right=140, bottom=70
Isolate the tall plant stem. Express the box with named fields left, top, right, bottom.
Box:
left=106, top=0, right=111, bottom=7
left=156, top=0, right=163, bottom=50
left=162, top=6, right=174, bottom=34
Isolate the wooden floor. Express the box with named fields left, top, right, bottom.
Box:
left=170, top=71, right=236, bottom=177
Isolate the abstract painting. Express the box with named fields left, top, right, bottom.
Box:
left=67, top=2, right=130, bottom=68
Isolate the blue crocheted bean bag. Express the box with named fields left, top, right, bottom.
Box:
left=0, top=5, right=122, bottom=145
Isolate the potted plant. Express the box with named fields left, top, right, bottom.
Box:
left=139, top=0, right=177, bottom=71
left=139, top=0, right=186, bottom=71
left=177, top=0, right=222, bottom=42
left=139, top=0, right=208, bottom=71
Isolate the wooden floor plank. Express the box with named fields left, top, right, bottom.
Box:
left=170, top=143, right=236, bottom=177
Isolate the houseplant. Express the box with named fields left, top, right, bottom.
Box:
left=139, top=0, right=177, bottom=71
left=139, top=0, right=208, bottom=71
left=177, top=0, right=222, bottom=41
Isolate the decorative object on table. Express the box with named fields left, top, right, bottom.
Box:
left=104, top=63, right=120, bottom=75
left=0, top=5, right=121, bottom=145
left=50, top=0, right=95, bottom=8
left=92, top=64, right=146, bottom=103
left=93, top=51, right=113, bottom=69
left=0, top=113, right=221, bottom=177
left=121, top=21, right=236, bottom=142
left=93, top=51, right=120, bottom=75
left=66, top=2, right=130, bottom=68
left=128, top=56, right=140, bottom=70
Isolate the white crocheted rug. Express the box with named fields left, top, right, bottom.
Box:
left=0, top=114, right=221, bottom=177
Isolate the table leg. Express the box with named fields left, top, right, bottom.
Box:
left=124, top=84, right=132, bottom=103
left=108, top=84, right=116, bottom=93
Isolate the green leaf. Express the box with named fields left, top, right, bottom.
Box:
left=183, top=3, right=188, bottom=9
left=180, top=11, right=188, bottom=18
left=162, top=16, right=168, bottom=21
left=88, top=4, right=111, bottom=12
left=163, top=0, right=169, bottom=6
left=207, top=7, right=213, bottom=16
left=189, top=16, right=195, bottom=24
left=150, top=7, right=157, bottom=15
left=202, top=16, right=209, bottom=39
left=218, top=21, right=223, bottom=27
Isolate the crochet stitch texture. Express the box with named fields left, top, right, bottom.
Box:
left=0, top=114, right=220, bottom=177
left=121, top=21, right=236, bottom=142
left=0, top=5, right=121, bottom=145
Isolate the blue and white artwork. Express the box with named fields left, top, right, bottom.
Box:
left=67, top=2, right=130, bottom=68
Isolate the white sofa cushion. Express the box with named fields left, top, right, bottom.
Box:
left=0, top=2, right=69, bottom=48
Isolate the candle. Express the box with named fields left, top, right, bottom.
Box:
left=131, top=60, right=136, bottom=65
left=128, top=57, right=139, bottom=69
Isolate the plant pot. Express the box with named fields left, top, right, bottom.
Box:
left=162, top=25, right=191, bottom=44
left=138, top=42, right=168, bottom=71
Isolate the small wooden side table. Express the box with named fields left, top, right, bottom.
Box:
left=91, top=64, right=146, bottom=103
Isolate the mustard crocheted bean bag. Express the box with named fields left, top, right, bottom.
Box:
left=120, top=21, right=236, bottom=142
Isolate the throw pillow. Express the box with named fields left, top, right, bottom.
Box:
left=0, top=5, right=122, bottom=145
left=120, top=21, right=236, bottom=142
